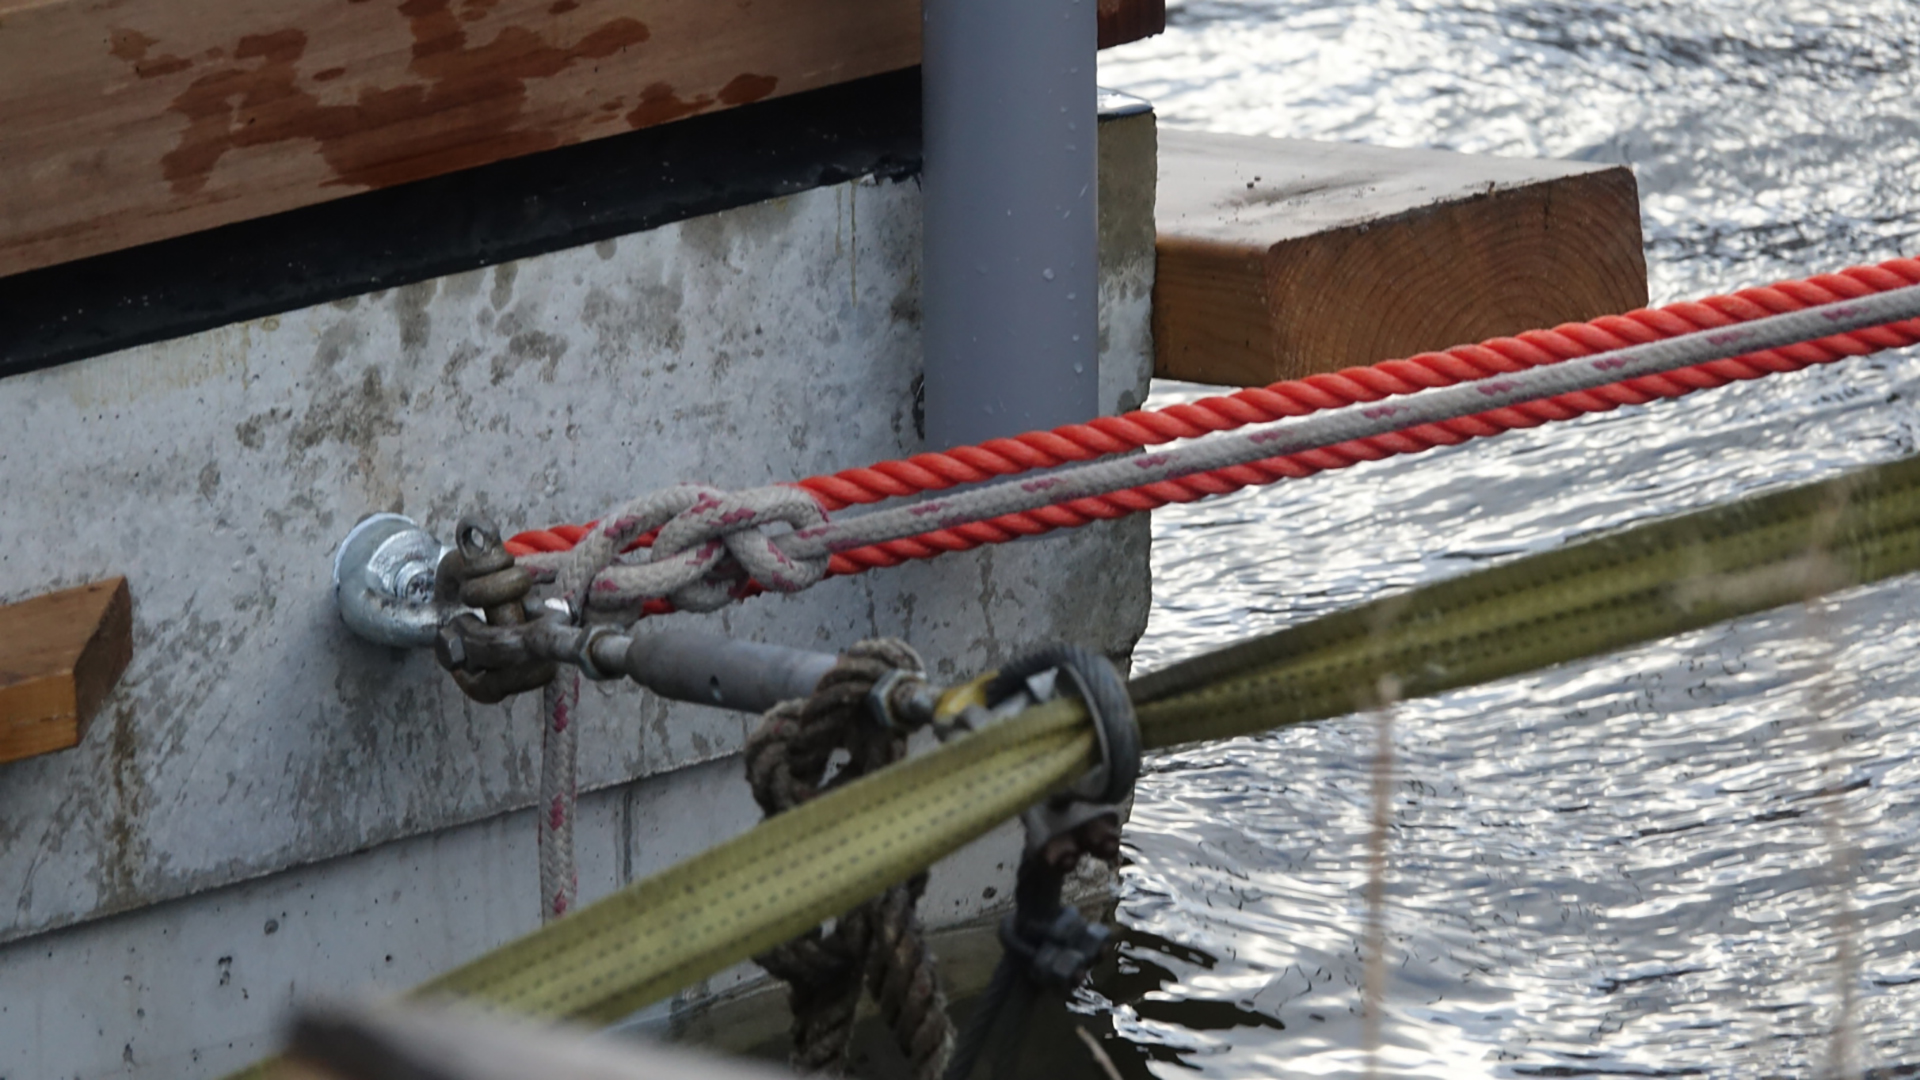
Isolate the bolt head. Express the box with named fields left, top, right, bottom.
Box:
left=436, top=625, right=468, bottom=670
left=396, top=562, right=437, bottom=603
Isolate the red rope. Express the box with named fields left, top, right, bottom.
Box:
left=506, top=257, right=1920, bottom=604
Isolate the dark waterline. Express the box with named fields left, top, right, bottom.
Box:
left=1070, top=2, right=1920, bottom=1076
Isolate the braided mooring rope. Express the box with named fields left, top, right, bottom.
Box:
left=746, top=641, right=955, bottom=1080
left=537, top=674, right=580, bottom=922
left=505, top=258, right=1920, bottom=582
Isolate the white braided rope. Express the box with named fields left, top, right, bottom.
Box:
left=522, top=284, right=1920, bottom=618
left=520, top=483, right=831, bottom=614
left=538, top=672, right=580, bottom=922
left=778, top=284, right=1920, bottom=560
left=521, top=485, right=829, bottom=920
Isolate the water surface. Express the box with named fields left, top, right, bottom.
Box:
left=1076, top=3, right=1920, bottom=1075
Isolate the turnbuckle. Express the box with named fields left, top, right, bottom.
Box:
left=333, top=513, right=847, bottom=711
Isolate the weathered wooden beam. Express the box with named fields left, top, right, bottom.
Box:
left=0, top=0, right=1163, bottom=281
left=0, top=578, right=132, bottom=764
left=281, top=1001, right=789, bottom=1080
left=1153, top=129, right=1648, bottom=387
left=1098, top=0, right=1164, bottom=49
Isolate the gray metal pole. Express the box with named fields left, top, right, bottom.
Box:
left=922, top=0, right=1099, bottom=450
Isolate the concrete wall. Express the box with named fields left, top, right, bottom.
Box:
left=0, top=111, right=1155, bottom=1079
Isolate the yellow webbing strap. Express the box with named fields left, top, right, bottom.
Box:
left=231, top=454, right=1920, bottom=1076
left=1130, top=452, right=1920, bottom=746
left=415, top=698, right=1093, bottom=1021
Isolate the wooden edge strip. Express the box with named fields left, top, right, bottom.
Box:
left=0, top=577, right=133, bottom=764
left=0, top=0, right=1166, bottom=280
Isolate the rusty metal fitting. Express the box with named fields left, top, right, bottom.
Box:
left=447, top=653, right=554, bottom=705
left=439, top=517, right=554, bottom=704
left=434, top=613, right=536, bottom=673
left=865, top=668, right=941, bottom=732
left=1031, top=809, right=1123, bottom=872
left=453, top=518, right=533, bottom=626
left=459, top=563, right=535, bottom=610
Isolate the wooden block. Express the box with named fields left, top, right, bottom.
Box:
left=0, top=578, right=132, bottom=764
left=0, top=0, right=1165, bottom=281
left=1153, top=129, right=1648, bottom=387
left=1099, top=0, right=1164, bottom=49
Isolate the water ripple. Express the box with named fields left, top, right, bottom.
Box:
left=1079, top=2, right=1920, bottom=1075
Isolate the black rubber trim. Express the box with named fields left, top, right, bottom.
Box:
left=0, top=67, right=923, bottom=382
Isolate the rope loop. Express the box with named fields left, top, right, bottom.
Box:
left=521, top=483, right=830, bottom=615
left=649, top=485, right=830, bottom=612
left=747, top=640, right=955, bottom=1080
left=496, top=485, right=831, bottom=928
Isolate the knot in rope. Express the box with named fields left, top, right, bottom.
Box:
left=746, top=640, right=955, bottom=1080
left=505, top=486, right=829, bottom=925
left=527, top=484, right=830, bottom=615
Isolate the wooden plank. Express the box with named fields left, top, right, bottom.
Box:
left=1153, top=129, right=1648, bottom=387
left=282, top=1001, right=790, bottom=1080
left=0, top=577, right=132, bottom=764
left=1098, top=0, right=1164, bottom=49
left=0, top=0, right=1164, bottom=281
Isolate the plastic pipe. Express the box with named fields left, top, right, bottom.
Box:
left=921, top=0, right=1099, bottom=449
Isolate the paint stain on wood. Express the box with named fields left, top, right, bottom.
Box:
left=109, top=28, right=194, bottom=79
left=622, top=73, right=774, bottom=130
left=624, top=81, right=711, bottom=129
left=717, top=72, right=778, bottom=106
left=138, top=0, right=649, bottom=195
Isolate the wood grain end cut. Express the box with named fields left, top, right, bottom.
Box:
left=0, top=577, right=133, bottom=764
left=1154, top=134, right=1648, bottom=388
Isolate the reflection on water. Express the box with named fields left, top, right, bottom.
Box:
left=1102, top=0, right=1920, bottom=306
left=1076, top=2, right=1920, bottom=1076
